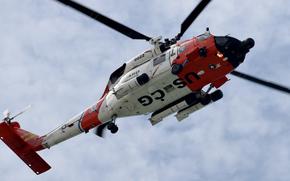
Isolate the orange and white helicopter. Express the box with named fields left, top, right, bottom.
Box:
left=1, top=0, right=290, bottom=175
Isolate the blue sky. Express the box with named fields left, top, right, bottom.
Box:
left=0, top=0, right=290, bottom=180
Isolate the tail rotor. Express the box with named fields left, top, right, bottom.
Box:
left=2, top=105, right=31, bottom=123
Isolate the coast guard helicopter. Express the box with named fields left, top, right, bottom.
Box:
left=1, top=0, right=290, bottom=175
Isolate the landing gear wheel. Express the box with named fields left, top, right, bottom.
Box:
left=110, top=125, right=118, bottom=134
left=107, top=122, right=118, bottom=134
left=171, top=64, right=183, bottom=75
left=210, top=90, right=223, bottom=102
left=199, top=94, right=211, bottom=105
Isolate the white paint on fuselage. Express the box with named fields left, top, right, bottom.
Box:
left=101, top=46, right=193, bottom=118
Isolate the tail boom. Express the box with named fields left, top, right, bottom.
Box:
left=42, top=97, right=107, bottom=148
left=0, top=97, right=110, bottom=175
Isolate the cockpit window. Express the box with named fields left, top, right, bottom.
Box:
left=109, top=63, right=126, bottom=84
left=197, top=33, right=210, bottom=41
left=153, top=54, right=166, bottom=66
left=178, top=46, right=187, bottom=54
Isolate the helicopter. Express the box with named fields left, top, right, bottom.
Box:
left=1, top=0, right=290, bottom=175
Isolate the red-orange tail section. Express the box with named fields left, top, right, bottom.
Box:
left=0, top=121, right=51, bottom=175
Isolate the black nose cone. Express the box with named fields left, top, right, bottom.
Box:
left=214, top=36, right=255, bottom=68
left=241, top=38, right=255, bottom=52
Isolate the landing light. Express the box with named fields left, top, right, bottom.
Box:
left=217, top=52, right=224, bottom=58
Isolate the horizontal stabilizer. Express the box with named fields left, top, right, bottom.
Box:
left=0, top=122, right=51, bottom=175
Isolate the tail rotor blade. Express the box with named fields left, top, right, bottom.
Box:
left=9, top=105, right=32, bottom=121
left=3, top=110, right=10, bottom=119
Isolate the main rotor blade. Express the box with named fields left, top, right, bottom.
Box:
left=177, top=0, right=212, bottom=40
left=54, top=0, right=152, bottom=41
left=231, top=70, right=290, bottom=94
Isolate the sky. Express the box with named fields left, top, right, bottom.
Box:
left=0, top=0, right=290, bottom=180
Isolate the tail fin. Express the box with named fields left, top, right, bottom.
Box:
left=0, top=121, right=51, bottom=175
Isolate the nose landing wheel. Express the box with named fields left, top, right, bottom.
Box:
left=197, top=88, right=224, bottom=105
left=199, top=94, right=211, bottom=105
left=210, top=90, right=223, bottom=102
left=107, top=122, right=118, bottom=134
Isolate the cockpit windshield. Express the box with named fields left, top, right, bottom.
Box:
left=197, top=32, right=211, bottom=41
left=178, top=45, right=187, bottom=54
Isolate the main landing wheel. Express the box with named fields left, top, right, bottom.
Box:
left=210, top=90, right=223, bottom=102
left=199, top=94, right=211, bottom=105
left=171, top=64, right=183, bottom=75
left=107, top=122, right=118, bottom=134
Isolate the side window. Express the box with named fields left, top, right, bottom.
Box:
left=153, top=54, right=166, bottom=66
left=178, top=46, right=187, bottom=54
left=109, top=63, right=126, bottom=84
left=197, top=33, right=210, bottom=41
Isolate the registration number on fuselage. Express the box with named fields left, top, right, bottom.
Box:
left=137, top=71, right=201, bottom=106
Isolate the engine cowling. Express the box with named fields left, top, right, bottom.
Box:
left=113, top=73, right=150, bottom=99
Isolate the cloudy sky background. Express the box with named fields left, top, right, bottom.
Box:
left=1, top=0, right=290, bottom=180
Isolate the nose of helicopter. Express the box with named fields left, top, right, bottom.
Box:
left=214, top=36, right=255, bottom=68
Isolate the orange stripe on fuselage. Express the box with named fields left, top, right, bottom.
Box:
left=80, top=97, right=105, bottom=132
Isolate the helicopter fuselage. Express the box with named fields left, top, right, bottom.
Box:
left=98, top=33, right=234, bottom=123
